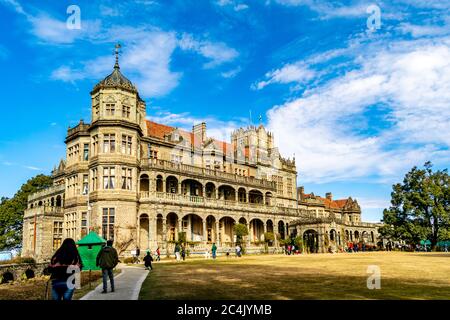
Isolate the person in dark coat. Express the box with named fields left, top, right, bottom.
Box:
left=143, top=251, right=153, bottom=270
left=96, top=240, right=119, bottom=293
left=48, top=238, right=83, bottom=301
left=181, top=246, right=186, bottom=261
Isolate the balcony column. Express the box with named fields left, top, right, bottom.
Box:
left=215, top=221, right=221, bottom=247
left=202, top=185, right=206, bottom=198
left=215, top=188, right=219, bottom=200
left=246, top=223, right=251, bottom=247
left=187, top=215, right=192, bottom=241
left=162, top=179, right=166, bottom=193
left=203, top=219, right=207, bottom=244
left=162, top=218, right=167, bottom=243
left=178, top=182, right=182, bottom=195
left=285, top=224, right=289, bottom=240
left=263, top=194, right=266, bottom=206
left=246, top=191, right=249, bottom=203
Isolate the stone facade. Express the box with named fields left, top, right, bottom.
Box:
left=21, top=54, right=380, bottom=262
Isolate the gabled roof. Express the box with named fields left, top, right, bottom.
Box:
left=145, top=120, right=233, bottom=155
left=76, top=231, right=106, bottom=245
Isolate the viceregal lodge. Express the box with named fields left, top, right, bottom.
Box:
left=22, top=52, right=380, bottom=261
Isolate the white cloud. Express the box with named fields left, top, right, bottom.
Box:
left=52, top=29, right=181, bottom=97
left=266, top=37, right=450, bottom=183
left=253, top=62, right=316, bottom=90
left=147, top=111, right=249, bottom=143
left=221, top=66, right=242, bottom=78
left=179, top=33, right=239, bottom=68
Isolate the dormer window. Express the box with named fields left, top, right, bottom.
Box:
left=106, top=103, right=115, bottom=116
left=122, top=105, right=130, bottom=118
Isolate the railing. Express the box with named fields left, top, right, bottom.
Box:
left=141, top=159, right=277, bottom=189
left=139, top=191, right=299, bottom=215
left=67, top=123, right=90, bottom=137
left=28, top=184, right=65, bottom=201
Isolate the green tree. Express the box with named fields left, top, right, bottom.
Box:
left=380, top=162, right=450, bottom=250
left=0, top=174, right=53, bottom=249
left=233, top=223, right=248, bottom=245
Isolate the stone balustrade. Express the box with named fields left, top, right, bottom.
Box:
left=139, top=191, right=301, bottom=216
left=141, top=158, right=277, bottom=190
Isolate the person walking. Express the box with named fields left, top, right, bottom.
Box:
left=235, top=244, right=242, bottom=257
left=211, top=243, right=217, bottom=259
left=96, top=240, right=119, bottom=294
left=181, top=246, right=186, bottom=261
left=174, top=243, right=181, bottom=262
left=156, top=247, right=161, bottom=261
left=143, top=251, right=153, bottom=270
left=48, top=238, right=83, bottom=301
left=135, top=246, right=141, bottom=264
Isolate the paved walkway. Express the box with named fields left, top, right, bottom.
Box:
left=80, top=265, right=149, bottom=300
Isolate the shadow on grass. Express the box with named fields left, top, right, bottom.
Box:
left=139, top=259, right=450, bottom=300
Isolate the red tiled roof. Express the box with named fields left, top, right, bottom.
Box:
left=145, top=119, right=232, bottom=154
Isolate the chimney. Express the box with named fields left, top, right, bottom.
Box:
left=193, top=122, right=206, bottom=143
left=326, top=192, right=332, bottom=200
left=297, top=186, right=304, bottom=201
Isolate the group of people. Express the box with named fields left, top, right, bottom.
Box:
left=47, top=238, right=119, bottom=300
left=284, top=244, right=299, bottom=255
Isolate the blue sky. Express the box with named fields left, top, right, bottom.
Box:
left=1, top=0, right=450, bottom=222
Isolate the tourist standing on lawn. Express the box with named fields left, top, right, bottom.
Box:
left=96, top=240, right=119, bottom=294
left=156, top=247, right=161, bottom=261
left=143, top=251, right=153, bottom=270
left=235, top=244, right=242, bottom=257
left=181, top=246, right=186, bottom=261
left=211, top=243, right=217, bottom=259
left=48, top=238, right=83, bottom=301
left=174, top=243, right=181, bottom=261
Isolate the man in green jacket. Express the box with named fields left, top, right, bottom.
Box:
left=211, top=243, right=217, bottom=259
left=96, top=240, right=119, bottom=293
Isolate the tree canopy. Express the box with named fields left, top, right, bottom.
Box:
left=380, top=162, right=450, bottom=249
left=0, top=174, right=53, bottom=250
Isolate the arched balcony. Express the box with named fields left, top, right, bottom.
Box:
left=218, top=185, right=236, bottom=201
left=166, top=176, right=179, bottom=194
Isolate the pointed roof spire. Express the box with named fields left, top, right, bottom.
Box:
left=114, top=43, right=122, bottom=69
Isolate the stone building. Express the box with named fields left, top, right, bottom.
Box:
left=21, top=50, right=380, bottom=261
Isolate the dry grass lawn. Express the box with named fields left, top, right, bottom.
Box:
left=139, top=252, right=450, bottom=300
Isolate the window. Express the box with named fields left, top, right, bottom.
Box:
left=122, top=105, right=130, bottom=118
left=103, top=167, right=115, bottom=189
left=171, top=154, right=182, bottom=163
left=94, top=104, right=99, bottom=117
left=121, top=135, right=132, bottom=155
left=82, top=175, right=89, bottom=195
left=53, top=221, right=63, bottom=250
left=91, top=168, right=98, bottom=191
left=106, top=103, right=115, bottom=116
left=92, top=135, right=98, bottom=156
left=102, top=208, right=115, bottom=241
left=83, top=144, right=89, bottom=161
left=81, top=212, right=88, bottom=236
left=103, top=134, right=116, bottom=153
left=121, top=167, right=132, bottom=190
left=287, top=178, right=293, bottom=198
left=272, top=175, right=284, bottom=196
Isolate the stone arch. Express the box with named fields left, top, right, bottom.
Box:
left=50, top=197, right=55, bottom=207
left=38, top=201, right=43, bottom=206
left=156, top=175, right=163, bottom=192
left=266, top=219, right=274, bottom=233
left=1, top=271, right=14, bottom=284
left=278, top=221, right=286, bottom=239
left=140, top=174, right=150, bottom=193
left=181, top=213, right=204, bottom=242
left=181, top=179, right=203, bottom=197
left=139, top=213, right=150, bottom=250
left=56, top=195, right=62, bottom=207
left=156, top=214, right=164, bottom=244
left=361, top=231, right=368, bottom=243
left=238, top=217, right=247, bottom=224
left=206, top=215, right=217, bottom=243
left=249, top=189, right=263, bottom=204
left=354, top=230, right=360, bottom=242
left=218, top=185, right=236, bottom=201
left=24, top=269, right=35, bottom=279
left=329, top=229, right=336, bottom=242
left=249, top=218, right=265, bottom=242
left=303, top=229, right=319, bottom=253
left=166, top=212, right=179, bottom=241
left=166, top=175, right=179, bottom=193
left=205, top=182, right=217, bottom=198
left=265, top=192, right=273, bottom=206
left=238, top=187, right=247, bottom=202
left=219, top=216, right=236, bottom=245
